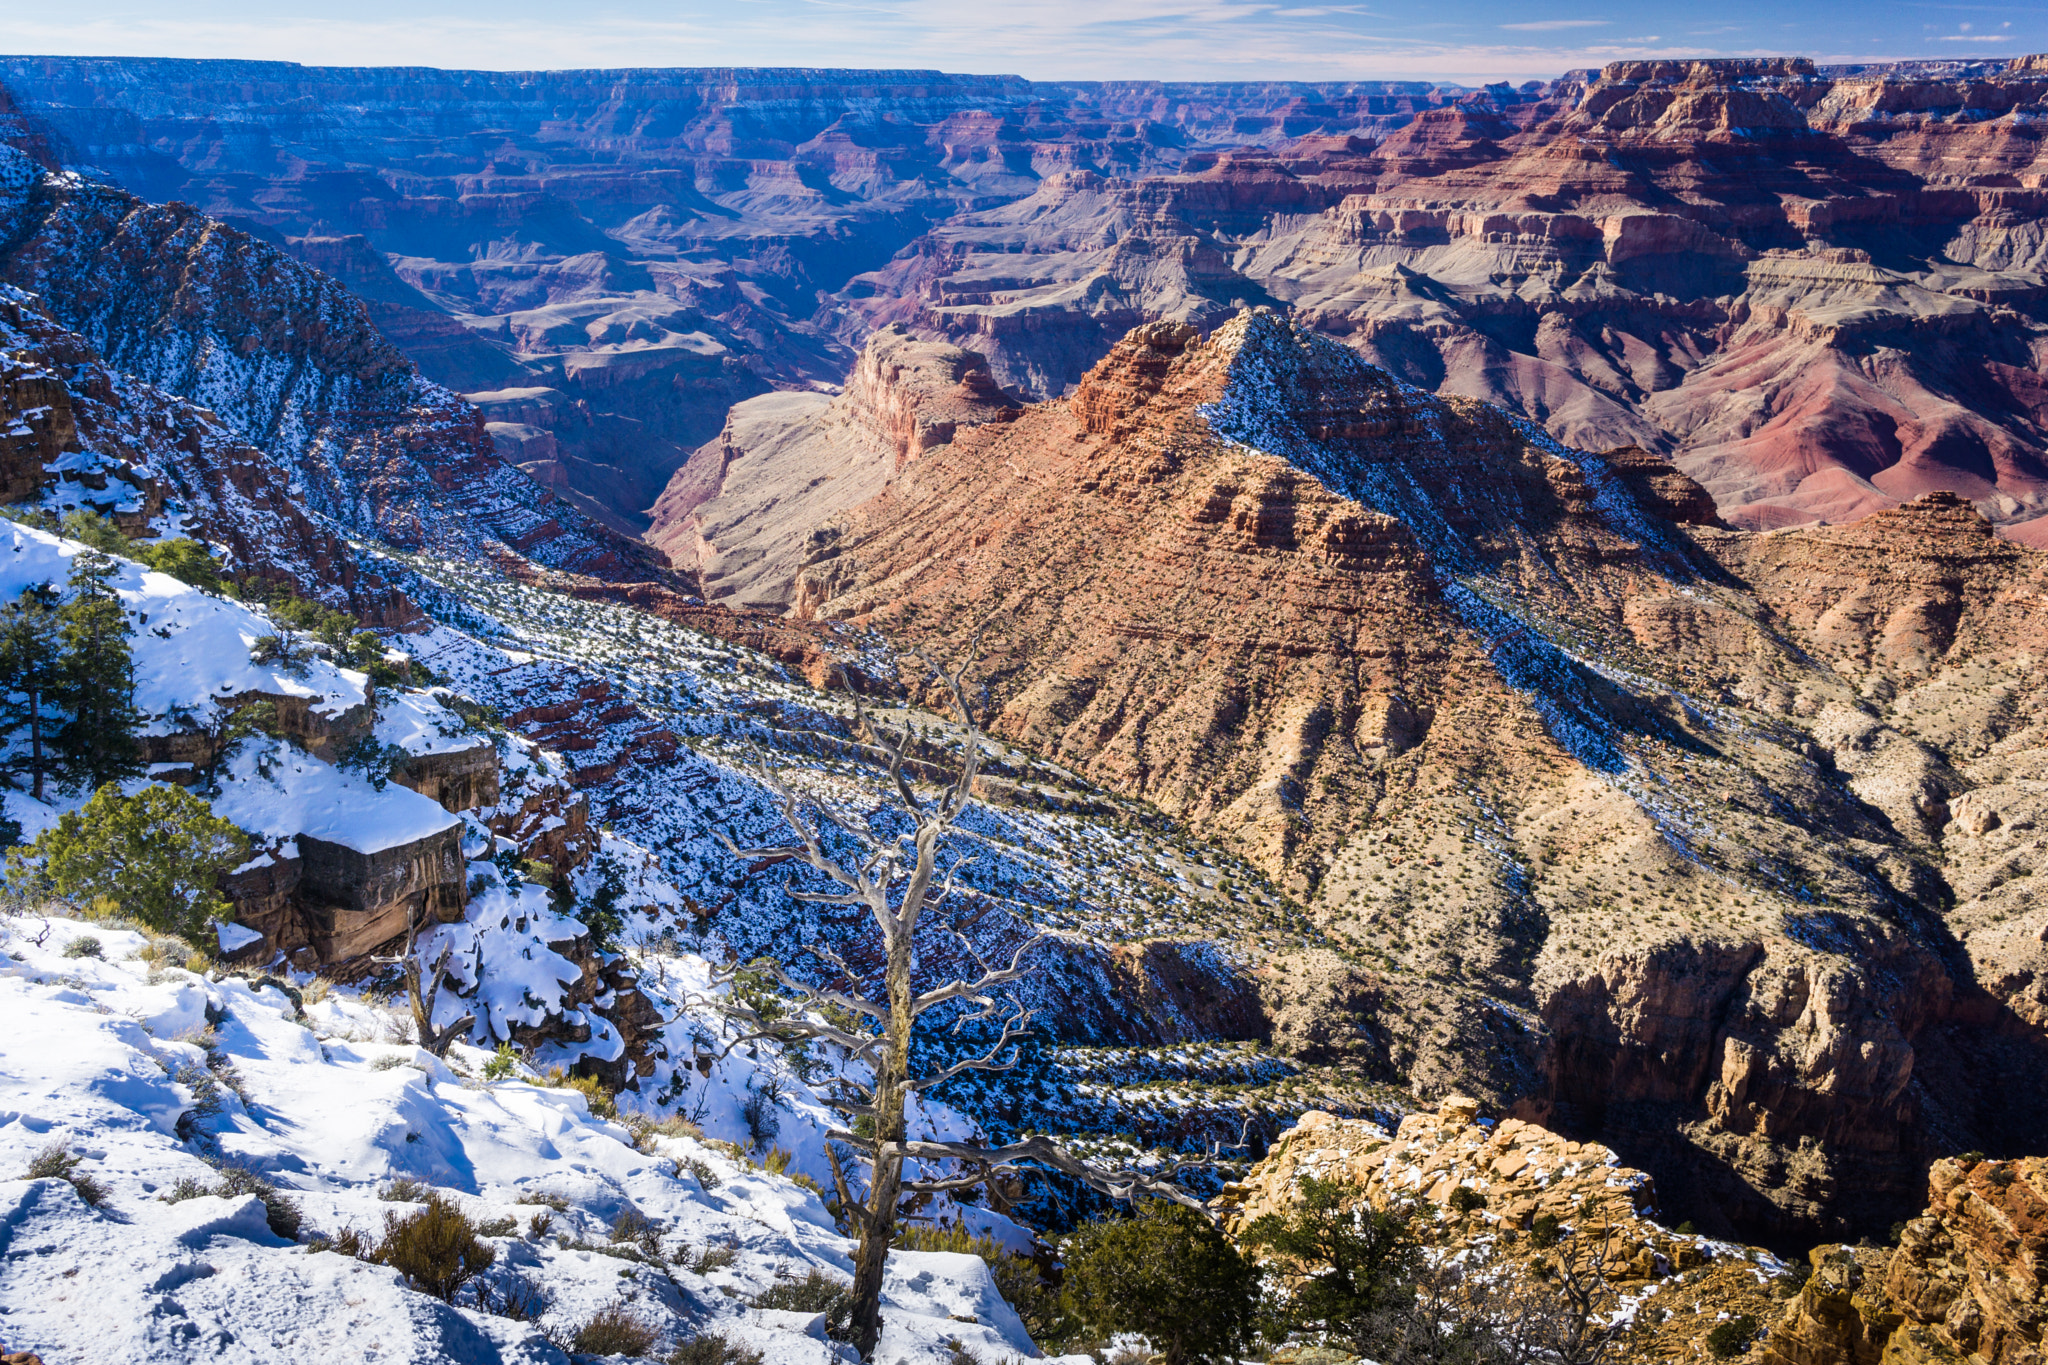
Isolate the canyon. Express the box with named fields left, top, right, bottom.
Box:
left=0, top=50, right=2043, bottom=1278
left=10, top=56, right=2048, bottom=547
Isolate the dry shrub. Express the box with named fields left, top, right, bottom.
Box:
left=25, top=1141, right=108, bottom=1207
left=211, top=1164, right=303, bottom=1239
left=687, top=1239, right=739, bottom=1274
left=751, top=1267, right=854, bottom=1340
left=569, top=1297, right=659, bottom=1356
left=487, top=1272, right=551, bottom=1322
left=374, top=1193, right=496, bottom=1301
left=609, top=1206, right=664, bottom=1260
left=668, top=1333, right=764, bottom=1365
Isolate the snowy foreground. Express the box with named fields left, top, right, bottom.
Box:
left=0, top=914, right=1064, bottom=1365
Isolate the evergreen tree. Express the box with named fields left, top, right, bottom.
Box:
left=0, top=583, right=63, bottom=800
left=6, top=783, right=249, bottom=938
left=1058, top=1202, right=1264, bottom=1365
left=1241, top=1177, right=1424, bottom=1356
left=54, top=549, right=141, bottom=792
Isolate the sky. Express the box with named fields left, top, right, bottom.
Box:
left=0, top=0, right=2043, bottom=84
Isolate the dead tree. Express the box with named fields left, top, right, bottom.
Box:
left=378, top=904, right=474, bottom=1058
left=707, top=651, right=1226, bottom=1361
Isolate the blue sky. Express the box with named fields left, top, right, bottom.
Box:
left=2, top=0, right=2042, bottom=83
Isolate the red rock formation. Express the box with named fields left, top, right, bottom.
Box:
left=1763, top=1156, right=2048, bottom=1365
left=645, top=325, right=1019, bottom=607
left=0, top=285, right=417, bottom=620
left=773, top=311, right=2048, bottom=1242
left=0, top=166, right=664, bottom=589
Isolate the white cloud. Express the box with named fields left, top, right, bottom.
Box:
left=0, top=1, right=2033, bottom=84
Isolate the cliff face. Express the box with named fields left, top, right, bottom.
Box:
left=846, top=57, right=2048, bottom=543
left=1219, top=1099, right=1792, bottom=1361
left=23, top=56, right=2048, bottom=540
left=0, top=147, right=660, bottom=587
left=1763, top=1156, right=2047, bottom=1365
left=645, top=324, right=1018, bottom=607
left=773, top=309, right=2048, bottom=1243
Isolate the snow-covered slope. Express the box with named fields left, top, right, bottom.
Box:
left=0, top=912, right=1047, bottom=1364
left=0, top=522, right=451, bottom=857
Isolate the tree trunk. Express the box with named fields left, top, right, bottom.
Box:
left=849, top=924, right=918, bottom=1359
left=27, top=678, right=41, bottom=802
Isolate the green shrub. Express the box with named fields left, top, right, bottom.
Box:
left=372, top=1193, right=496, bottom=1301
left=1705, top=1313, right=1760, bottom=1358
left=1241, top=1176, right=1419, bottom=1354
left=751, top=1267, right=855, bottom=1339
left=569, top=1297, right=659, bottom=1356
left=546, top=1068, right=617, bottom=1120
left=1529, top=1212, right=1562, bottom=1248
left=58, top=511, right=130, bottom=556
left=669, top=1334, right=764, bottom=1365
left=1448, top=1185, right=1486, bottom=1214
left=63, top=935, right=103, bottom=959
left=481, top=1042, right=519, bottom=1081
left=380, top=1177, right=430, bottom=1202
left=24, top=1140, right=108, bottom=1207
left=1060, top=1202, right=1262, bottom=1365
left=134, top=539, right=229, bottom=596
left=8, top=783, right=249, bottom=939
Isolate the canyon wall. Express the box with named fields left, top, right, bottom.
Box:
left=755, top=309, right=2048, bottom=1244
left=17, top=56, right=2041, bottom=537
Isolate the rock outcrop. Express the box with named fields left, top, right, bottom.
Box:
left=646, top=325, right=1018, bottom=608
left=1762, top=1156, right=2047, bottom=1365
left=1221, top=1100, right=1790, bottom=1361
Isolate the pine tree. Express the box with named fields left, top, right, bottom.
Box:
left=0, top=583, right=63, bottom=800
left=54, top=550, right=141, bottom=792
left=6, top=783, right=249, bottom=938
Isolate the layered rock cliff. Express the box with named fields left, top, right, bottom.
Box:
left=646, top=324, right=1017, bottom=607
left=1220, top=1098, right=1793, bottom=1361
left=0, top=139, right=660, bottom=586
left=1763, top=1155, right=2046, bottom=1365
left=765, top=309, right=2048, bottom=1243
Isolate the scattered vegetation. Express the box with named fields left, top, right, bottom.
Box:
left=566, top=1297, right=660, bottom=1357
left=23, top=1140, right=109, bottom=1207
left=668, top=1334, right=764, bottom=1365
left=1058, top=1202, right=1262, bottom=1365
left=1240, top=1177, right=1421, bottom=1356
left=1705, top=1313, right=1760, bottom=1358
left=370, top=1193, right=498, bottom=1301
left=750, top=1267, right=855, bottom=1340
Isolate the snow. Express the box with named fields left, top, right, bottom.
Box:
left=375, top=688, right=492, bottom=758
left=213, top=921, right=264, bottom=953
left=0, top=523, right=369, bottom=724
left=206, top=739, right=458, bottom=856
left=0, top=912, right=1053, bottom=1364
